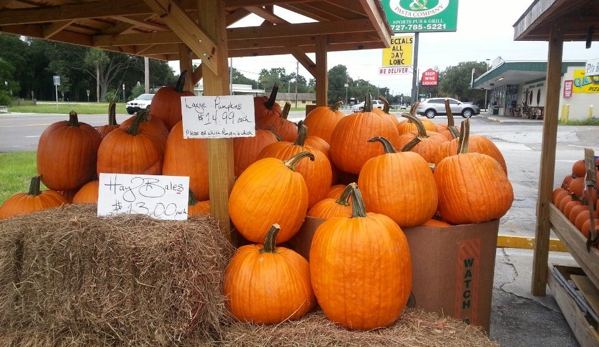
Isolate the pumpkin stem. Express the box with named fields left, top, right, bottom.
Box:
left=175, top=70, right=189, bottom=93
left=348, top=182, right=368, bottom=218
left=264, top=84, right=279, bottom=109
left=331, top=101, right=343, bottom=112
left=445, top=100, right=455, bottom=127
left=188, top=189, right=197, bottom=206
left=457, top=119, right=470, bottom=154
left=67, top=110, right=80, bottom=127
left=335, top=183, right=354, bottom=207
left=402, top=113, right=429, bottom=139
left=260, top=224, right=281, bottom=254
left=363, top=94, right=373, bottom=112
left=401, top=137, right=422, bottom=152
left=28, top=176, right=42, bottom=196
left=108, top=102, right=118, bottom=126
left=368, top=136, right=398, bottom=154
left=448, top=126, right=461, bottom=139
left=126, top=110, right=146, bottom=136
left=294, top=120, right=308, bottom=146
left=281, top=102, right=291, bottom=120
left=379, top=96, right=390, bottom=113
left=284, top=151, right=315, bottom=171
left=409, top=102, right=419, bottom=116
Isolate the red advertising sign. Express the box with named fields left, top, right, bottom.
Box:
left=422, top=69, right=438, bottom=86
left=563, top=80, right=573, bottom=98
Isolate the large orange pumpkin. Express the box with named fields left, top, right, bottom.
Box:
left=254, top=83, right=282, bottom=129
left=148, top=70, right=195, bottom=131
left=310, top=184, right=412, bottom=330
left=307, top=182, right=354, bottom=219
left=397, top=103, right=438, bottom=135
left=358, top=137, right=438, bottom=227
left=223, top=224, right=315, bottom=324
left=233, top=128, right=280, bottom=178
left=120, top=109, right=170, bottom=141
left=228, top=151, right=313, bottom=243
left=329, top=95, right=400, bottom=175
left=396, top=114, right=448, bottom=165
left=257, top=121, right=332, bottom=208
left=303, top=101, right=345, bottom=143
left=435, top=100, right=461, bottom=141
left=261, top=102, right=298, bottom=142
left=96, top=102, right=120, bottom=139
left=0, top=176, right=68, bottom=219
left=97, top=110, right=165, bottom=175
left=37, top=110, right=102, bottom=191
left=372, top=97, right=400, bottom=126
left=434, top=119, right=513, bottom=224
left=162, top=120, right=210, bottom=201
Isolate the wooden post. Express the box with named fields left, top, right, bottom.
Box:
left=178, top=44, right=194, bottom=92
left=198, top=0, right=235, bottom=242
left=531, top=23, right=564, bottom=296
left=315, top=35, right=328, bottom=106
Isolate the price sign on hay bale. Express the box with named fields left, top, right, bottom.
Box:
left=181, top=95, right=255, bottom=138
left=97, top=173, right=189, bottom=220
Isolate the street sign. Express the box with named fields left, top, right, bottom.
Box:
left=53, top=75, right=60, bottom=86
left=421, top=69, right=438, bottom=86
left=383, top=0, right=459, bottom=33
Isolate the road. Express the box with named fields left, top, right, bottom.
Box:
left=2, top=111, right=598, bottom=240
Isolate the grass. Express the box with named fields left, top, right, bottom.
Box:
left=560, top=118, right=599, bottom=126
left=8, top=102, right=126, bottom=115
left=0, top=151, right=42, bottom=205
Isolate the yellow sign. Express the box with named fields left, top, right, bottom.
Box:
left=573, top=69, right=599, bottom=93
left=382, top=35, right=413, bottom=67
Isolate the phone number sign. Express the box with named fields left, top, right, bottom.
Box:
left=383, top=0, right=459, bottom=33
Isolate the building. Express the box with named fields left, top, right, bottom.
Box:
left=276, top=92, right=317, bottom=108
left=473, top=57, right=597, bottom=121
left=194, top=84, right=264, bottom=96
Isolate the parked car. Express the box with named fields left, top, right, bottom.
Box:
left=125, top=93, right=155, bottom=114
left=416, top=98, right=480, bottom=119
left=351, top=99, right=385, bottom=112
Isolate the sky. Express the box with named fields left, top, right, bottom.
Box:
left=169, top=0, right=599, bottom=96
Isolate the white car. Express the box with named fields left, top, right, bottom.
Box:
left=351, top=99, right=385, bottom=112
left=125, top=93, right=155, bottom=114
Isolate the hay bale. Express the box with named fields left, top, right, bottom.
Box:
left=0, top=204, right=235, bottom=347
left=205, top=308, right=500, bottom=347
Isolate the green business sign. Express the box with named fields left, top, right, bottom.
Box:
left=383, top=0, right=459, bottom=33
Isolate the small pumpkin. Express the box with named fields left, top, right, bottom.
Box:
left=148, top=70, right=195, bottom=131
left=372, top=96, right=400, bottom=126
left=303, top=101, right=345, bottom=143
left=261, top=102, right=298, bottom=143
left=396, top=113, right=448, bottom=165
left=97, top=109, right=165, bottom=175
left=397, top=103, right=438, bottom=135
left=120, top=109, right=170, bottom=141
left=228, top=151, right=313, bottom=243
left=96, top=102, right=120, bottom=139
left=435, top=100, right=461, bottom=141
left=254, top=84, right=282, bottom=129
left=223, top=224, right=315, bottom=324
left=72, top=180, right=99, bottom=204
left=188, top=190, right=211, bottom=216
left=37, top=110, right=102, bottom=191
left=0, top=176, right=68, bottom=219
left=310, top=183, right=412, bottom=330
left=307, top=182, right=354, bottom=219
left=434, top=119, right=514, bottom=224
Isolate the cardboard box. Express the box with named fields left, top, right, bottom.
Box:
left=287, top=217, right=499, bottom=334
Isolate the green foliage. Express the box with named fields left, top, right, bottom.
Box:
left=560, top=118, right=599, bottom=126
left=0, top=152, right=40, bottom=205
left=104, top=90, right=120, bottom=103
left=437, top=61, right=488, bottom=105
left=129, top=84, right=147, bottom=100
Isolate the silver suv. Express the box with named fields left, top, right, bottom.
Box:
left=351, top=99, right=385, bottom=112
left=416, top=98, right=480, bottom=119
left=125, top=93, right=154, bottom=114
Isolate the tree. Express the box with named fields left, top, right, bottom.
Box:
left=327, top=64, right=349, bottom=105
left=0, top=58, right=17, bottom=105
left=437, top=61, right=488, bottom=105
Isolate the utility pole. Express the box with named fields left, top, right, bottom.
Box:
left=411, top=32, right=420, bottom=104
left=144, top=57, right=150, bottom=93
left=295, top=61, right=299, bottom=108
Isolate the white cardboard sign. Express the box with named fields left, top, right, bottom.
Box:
left=586, top=57, right=599, bottom=77
left=181, top=95, right=255, bottom=139
left=97, top=173, right=190, bottom=220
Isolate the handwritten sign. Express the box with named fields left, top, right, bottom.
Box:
left=97, top=173, right=190, bottom=220
left=181, top=95, right=255, bottom=139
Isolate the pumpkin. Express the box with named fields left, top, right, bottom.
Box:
left=568, top=176, right=585, bottom=199
left=257, top=121, right=332, bottom=208
left=327, top=184, right=347, bottom=199
left=435, top=100, right=461, bottom=140
left=358, top=137, right=438, bottom=227
left=72, top=180, right=99, bottom=204
left=233, top=128, right=280, bottom=178
left=0, top=176, right=68, bottom=220
left=148, top=70, right=195, bottom=131
left=307, top=182, right=354, bottom=219
left=434, top=119, right=513, bottom=224
left=303, top=101, right=345, bottom=143
left=423, top=218, right=453, bottom=227
left=223, top=224, right=315, bottom=324
left=162, top=120, right=210, bottom=201
left=310, top=183, right=412, bottom=330
left=254, top=83, right=282, bottom=129
left=188, top=190, right=211, bottom=216
left=228, top=151, right=313, bottom=243
left=572, top=159, right=586, bottom=178
left=97, top=109, right=165, bottom=175
left=37, top=110, right=102, bottom=191
left=397, top=103, right=438, bottom=135
left=96, top=102, right=120, bottom=138
left=396, top=113, right=448, bottom=165
left=329, top=94, right=400, bottom=175
left=372, top=96, right=400, bottom=126
left=120, top=109, right=170, bottom=140
left=262, top=102, right=298, bottom=142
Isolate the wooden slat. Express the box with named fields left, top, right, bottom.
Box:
left=571, top=275, right=599, bottom=317
left=531, top=22, right=564, bottom=296
left=314, top=35, right=327, bottom=106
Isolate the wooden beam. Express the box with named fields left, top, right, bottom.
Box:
left=0, top=0, right=15, bottom=10
left=142, top=0, right=219, bottom=74
left=110, top=15, right=168, bottom=32
left=287, top=46, right=316, bottom=77
left=199, top=0, right=234, bottom=242
left=43, top=20, right=73, bottom=39
left=358, top=0, right=392, bottom=47
left=191, top=63, right=203, bottom=86
left=531, top=22, right=564, bottom=296
left=315, top=35, right=328, bottom=106
left=227, top=19, right=374, bottom=40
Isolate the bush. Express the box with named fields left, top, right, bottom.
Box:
left=0, top=91, right=12, bottom=106
left=104, top=89, right=120, bottom=103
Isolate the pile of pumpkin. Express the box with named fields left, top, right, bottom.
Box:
left=552, top=157, right=599, bottom=240
left=0, top=78, right=514, bottom=332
